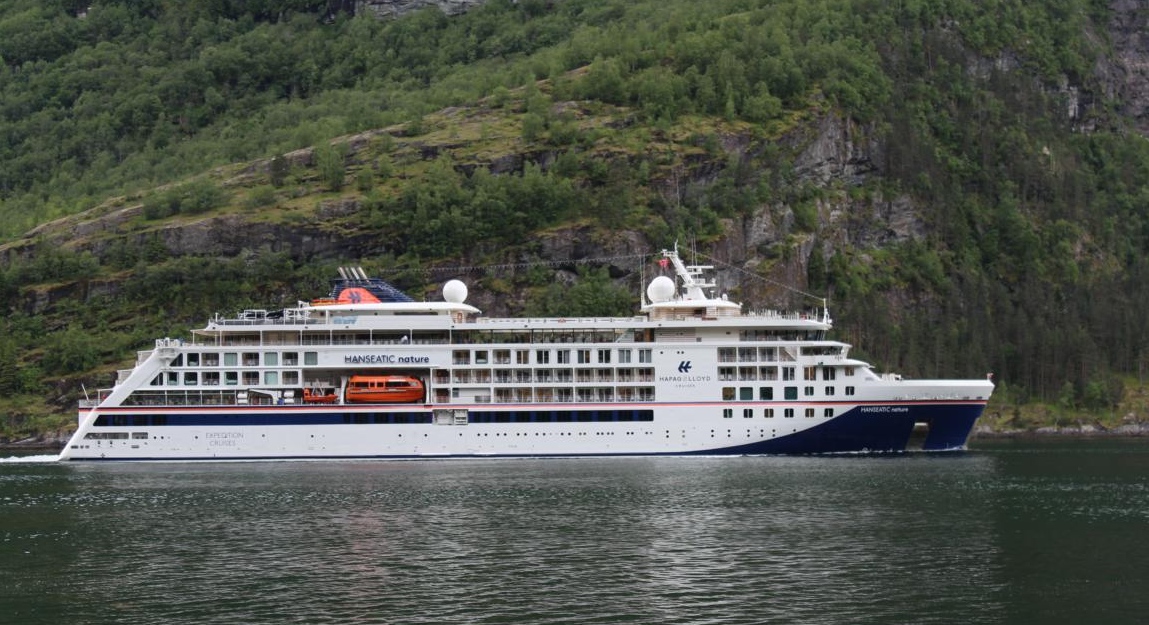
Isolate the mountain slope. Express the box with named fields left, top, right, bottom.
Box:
left=3, top=0, right=1149, bottom=439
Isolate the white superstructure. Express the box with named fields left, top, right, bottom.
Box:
left=60, top=247, right=994, bottom=461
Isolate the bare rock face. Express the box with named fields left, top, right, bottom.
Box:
left=1105, top=0, right=1149, bottom=134
left=355, top=0, right=489, bottom=19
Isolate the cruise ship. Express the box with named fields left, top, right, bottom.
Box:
left=60, top=247, right=994, bottom=461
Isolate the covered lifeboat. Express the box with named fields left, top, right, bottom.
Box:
left=344, top=375, right=425, bottom=404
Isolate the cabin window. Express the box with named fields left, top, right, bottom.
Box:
left=761, top=366, right=778, bottom=380
left=722, top=387, right=735, bottom=401
left=265, top=372, right=279, bottom=385
left=759, top=347, right=776, bottom=361
left=618, top=349, right=632, bottom=364
left=719, top=367, right=735, bottom=381
left=597, top=349, right=610, bottom=364
left=738, top=348, right=756, bottom=362
left=784, top=386, right=798, bottom=400
left=639, top=349, right=652, bottom=364
left=743, top=408, right=754, bottom=418
left=476, top=351, right=489, bottom=364
left=304, top=352, right=318, bottom=366
left=453, top=350, right=470, bottom=365
left=186, top=353, right=200, bottom=367
left=243, top=372, right=259, bottom=385
left=825, top=386, right=835, bottom=396
left=224, top=353, right=238, bottom=366
left=759, top=387, right=773, bottom=400
left=740, top=387, right=753, bottom=401
left=823, top=367, right=836, bottom=381
left=805, top=408, right=815, bottom=418
left=557, top=350, right=571, bottom=364
left=171, top=354, right=183, bottom=367
left=536, top=350, right=550, bottom=364
left=804, top=386, right=814, bottom=396
left=846, top=386, right=856, bottom=396
left=824, top=408, right=834, bottom=418
left=723, top=408, right=733, bottom=418
left=578, top=350, right=591, bottom=364
left=183, top=372, right=197, bottom=385
left=243, top=352, right=259, bottom=366
left=803, top=366, right=817, bottom=380
left=225, top=372, right=238, bottom=386
left=517, top=350, right=530, bottom=365
left=784, top=408, right=794, bottom=418
left=264, top=353, right=279, bottom=366
left=283, top=372, right=298, bottom=385
left=764, top=408, right=775, bottom=418
left=166, top=372, right=177, bottom=385
left=845, top=367, right=856, bottom=376
left=782, top=367, right=795, bottom=381
left=283, top=352, right=298, bottom=366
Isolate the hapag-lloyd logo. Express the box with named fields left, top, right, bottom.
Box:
left=660, top=361, right=711, bottom=383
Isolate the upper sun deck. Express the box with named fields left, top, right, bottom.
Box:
left=193, top=248, right=832, bottom=337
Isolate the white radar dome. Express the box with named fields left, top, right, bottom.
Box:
left=646, top=276, right=675, bottom=303
left=443, top=280, right=468, bottom=303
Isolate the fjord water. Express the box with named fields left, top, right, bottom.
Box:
left=2, top=440, right=1147, bottom=625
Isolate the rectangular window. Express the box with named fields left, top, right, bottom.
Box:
left=805, top=408, right=815, bottom=418
left=740, top=387, right=753, bottom=401
left=804, top=366, right=817, bottom=380
left=846, top=386, right=856, bottom=396
left=225, top=372, right=238, bottom=386
left=823, top=367, right=836, bottom=381
left=557, top=350, right=571, bottom=364
left=536, top=350, right=550, bottom=364
left=825, top=386, right=835, bottom=396
left=243, top=352, right=259, bottom=366
left=264, top=371, right=279, bottom=385
left=578, top=349, right=591, bottom=364
left=283, top=371, right=299, bottom=385
left=743, top=408, right=754, bottom=418
left=304, top=352, right=318, bottom=366
left=782, top=367, right=795, bottom=381
left=845, top=367, right=856, bottom=376
left=764, top=408, right=775, bottom=418
left=784, top=386, right=798, bottom=400
left=784, top=408, right=794, bottom=418
left=264, top=352, right=278, bottom=366
left=618, top=350, right=632, bottom=364
left=224, top=352, right=238, bottom=366
left=639, top=349, right=652, bottom=364
left=186, top=353, right=200, bottom=367
left=475, top=350, right=489, bottom=364
left=824, top=408, right=834, bottom=418
left=759, top=387, right=774, bottom=400
left=283, top=352, right=298, bottom=366
left=597, top=349, right=611, bottom=364
left=804, top=386, right=815, bottom=396
left=723, top=387, right=735, bottom=401
left=723, top=408, right=733, bottom=418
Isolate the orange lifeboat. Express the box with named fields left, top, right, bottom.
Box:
left=302, top=388, right=338, bottom=404
left=345, top=375, right=425, bottom=404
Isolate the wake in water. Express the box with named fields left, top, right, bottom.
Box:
left=0, top=454, right=61, bottom=463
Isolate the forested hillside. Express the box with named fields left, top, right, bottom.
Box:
left=3, top=0, right=1149, bottom=439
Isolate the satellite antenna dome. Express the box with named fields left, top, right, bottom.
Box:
left=443, top=280, right=468, bottom=303
left=647, top=276, right=675, bottom=303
